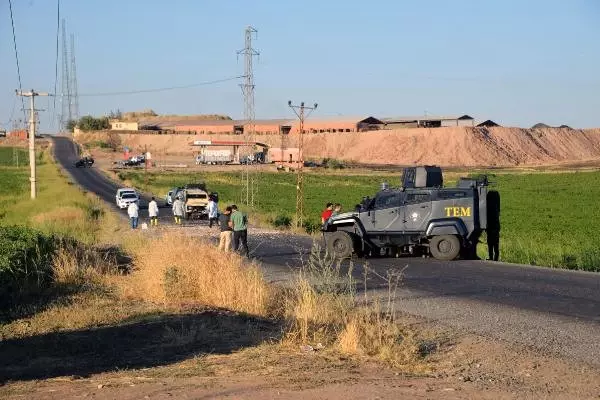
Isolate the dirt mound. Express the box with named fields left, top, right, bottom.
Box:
left=74, top=127, right=600, bottom=167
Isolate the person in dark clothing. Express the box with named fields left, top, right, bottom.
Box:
left=218, top=206, right=233, bottom=252
left=486, top=190, right=501, bottom=261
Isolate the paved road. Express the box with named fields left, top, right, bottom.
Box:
left=52, top=136, right=600, bottom=366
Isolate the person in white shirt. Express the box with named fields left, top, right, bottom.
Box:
left=148, top=196, right=159, bottom=227
left=127, top=201, right=139, bottom=229
left=207, top=195, right=219, bottom=228
left=172, top=196, right=185, bottom=225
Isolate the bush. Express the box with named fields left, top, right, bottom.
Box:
left=322, top=158, right=346, bottom=169
left=272, top=214, right=292, bottom=228
left=0, top=226, right=56, bottom=296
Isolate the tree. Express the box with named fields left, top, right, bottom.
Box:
left=66, top=119, right=78, bottom=132
left=106, top=132, right=122, bottom=152
left=109, top=109, right=123, bottom=120
left=78, top=115, right=110, bottom=131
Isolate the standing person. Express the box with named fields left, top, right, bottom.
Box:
left=218, top=206, right=233, bottom=252
left=172, top=195, right=185, bottom=225
left=148, top=196, right=159, bottom=227
left=486, top=190, right=501, bottom=261
left=332, top=203, right=342, bottom=217
left=321, top=203, right=334, bottom=224
left=230, top=205, right=249, bottom=257
left=208, top=195, right=218, bottom=228
left=127, top=201, right=139, bottom=229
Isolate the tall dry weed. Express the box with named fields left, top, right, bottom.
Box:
left=122, top=233, right=270, bottom=316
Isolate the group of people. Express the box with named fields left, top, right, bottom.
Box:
left=126, top=197, right=160, bottom=229
left=126, top=195, right=249, bottom=257
left=320, top=202, right=343, bottom=224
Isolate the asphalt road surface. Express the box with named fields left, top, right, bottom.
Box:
left=52, top=136, right=600, bottom=367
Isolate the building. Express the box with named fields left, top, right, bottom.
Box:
left=295, top=116, right=383, bottom=134
left=110, top=121, right=139, bottom=131
left=159, top=116, right=383, bottom=135
left=7, top=129, right=27, bottom=140
left=476, top=119, right=500, bottom=127
left=382, top=115, right=475, bottom=129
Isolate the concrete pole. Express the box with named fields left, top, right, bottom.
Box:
left=28, top=93, right=36, bottom=199
left=16, top=89, right=50, bottom=199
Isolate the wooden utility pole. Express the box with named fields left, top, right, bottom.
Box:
left=288, top=101, right=318, bottom=229
left=16, top=89, right=50, bottom=199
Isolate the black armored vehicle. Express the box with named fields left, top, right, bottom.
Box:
left=323, top=166, right=493, bottom=261
left=74, top=156, right=94, bottom=168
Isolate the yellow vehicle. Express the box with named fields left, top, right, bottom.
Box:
left=182, top=184, right=209, bottom=219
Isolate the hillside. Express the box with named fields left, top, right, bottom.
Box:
left=74, top=126, right=600, bottom=167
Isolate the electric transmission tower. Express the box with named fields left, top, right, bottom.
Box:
left=288, top=101, right=318, bottom=229
left=60, top=19, right=71, bottom=131
left=237, top=26, right=259, bottom=207
left=69, top=33, right=79, bottom=121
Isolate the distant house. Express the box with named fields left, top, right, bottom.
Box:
left=110, top=121, right=139, bottom=131
left=382, top=115, right=475, bottom=129
left=476, top=119, right=500, bottom=127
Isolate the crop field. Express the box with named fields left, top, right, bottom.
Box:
left=119, top=169, right=600, bottom=271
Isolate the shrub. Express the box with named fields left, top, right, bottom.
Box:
left=272, top=214, right=292, bottom=228
left=322, top=158, right=346, bottom=169
left=0, top=226, right=56, bottom=296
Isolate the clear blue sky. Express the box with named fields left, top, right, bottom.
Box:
left=1, top=0, right=599, bottom=132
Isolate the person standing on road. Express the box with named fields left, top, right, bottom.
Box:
left=127, top=201, right=139, bottom=229
left=230, top=205, right=249, bottom=257
left=218, top=206, right=233, bottom=252
left=486, top=190, right=501, bottom=261
left=172, top=195, right=185, bottom=225
left=208, top=195, right=218, bottom=228
left=148, top=196, right=159, bottom=227
left=321, top=203, right=333, bottom=224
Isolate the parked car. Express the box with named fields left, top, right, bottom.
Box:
left=116, top=188, right=136, bottom=205
left=117, top=192, right=139, bottom=209
left=165, top=187, right=183, bottom=205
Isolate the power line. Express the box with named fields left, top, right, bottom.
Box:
left=8, top=0, right=27, bottom=125
left=77, top=76, right=245, bottom=97
left=51, top=0, right=60, bottom=128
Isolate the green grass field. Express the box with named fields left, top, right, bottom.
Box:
left=0, top=146, right=120, bottom=243
left=118, top=169, right=600, bottom=271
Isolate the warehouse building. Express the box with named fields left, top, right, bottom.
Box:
left=382, top=115, right=475, bottom=129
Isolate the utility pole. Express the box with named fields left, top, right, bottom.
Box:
left=60, top=19, right=71, bottom=131
left=288, top=101, right=318, bottom=229
left=16, top=89, right=50, bottom=199
left=69, top=33, right=80, bottom=121
left=237, top=26, right=259, bottom=207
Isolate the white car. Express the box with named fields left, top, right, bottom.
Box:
left=116, top=188, right=136, bottom=205
left=117, top=192, right=139, bottom=209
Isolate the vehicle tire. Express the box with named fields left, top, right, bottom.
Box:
left=326, top=231, right=355, bottom=259
left=429, top=235, right=461, bottom=261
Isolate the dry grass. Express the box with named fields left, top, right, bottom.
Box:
left=120, top=233, right=270, bottom=316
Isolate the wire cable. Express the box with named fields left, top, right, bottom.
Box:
left=8, top=0, right=27, bottom=125
left=77, top=75, right=245, bottom=97
left=51, top=0, right=60, bottom=128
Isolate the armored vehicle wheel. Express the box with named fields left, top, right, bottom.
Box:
left=429, top=235, right=460, bottom=261
left=326, top=231, right=354, bottom=259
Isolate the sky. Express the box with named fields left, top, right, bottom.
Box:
left=1, top=0, right=599, bottom=132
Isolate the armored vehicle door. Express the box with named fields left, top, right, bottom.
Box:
left=359, top=191, right=402, bottom=235
left=402, top=191, right=432, bottom=232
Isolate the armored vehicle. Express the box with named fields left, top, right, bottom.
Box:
left=323, top=166, right=493, bottom=261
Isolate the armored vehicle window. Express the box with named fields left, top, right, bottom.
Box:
left=374, top=192, right=400, bottom=209
left=437, top=190, right=469, bottom=200
left=404, top=193, right=431, bottom=204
